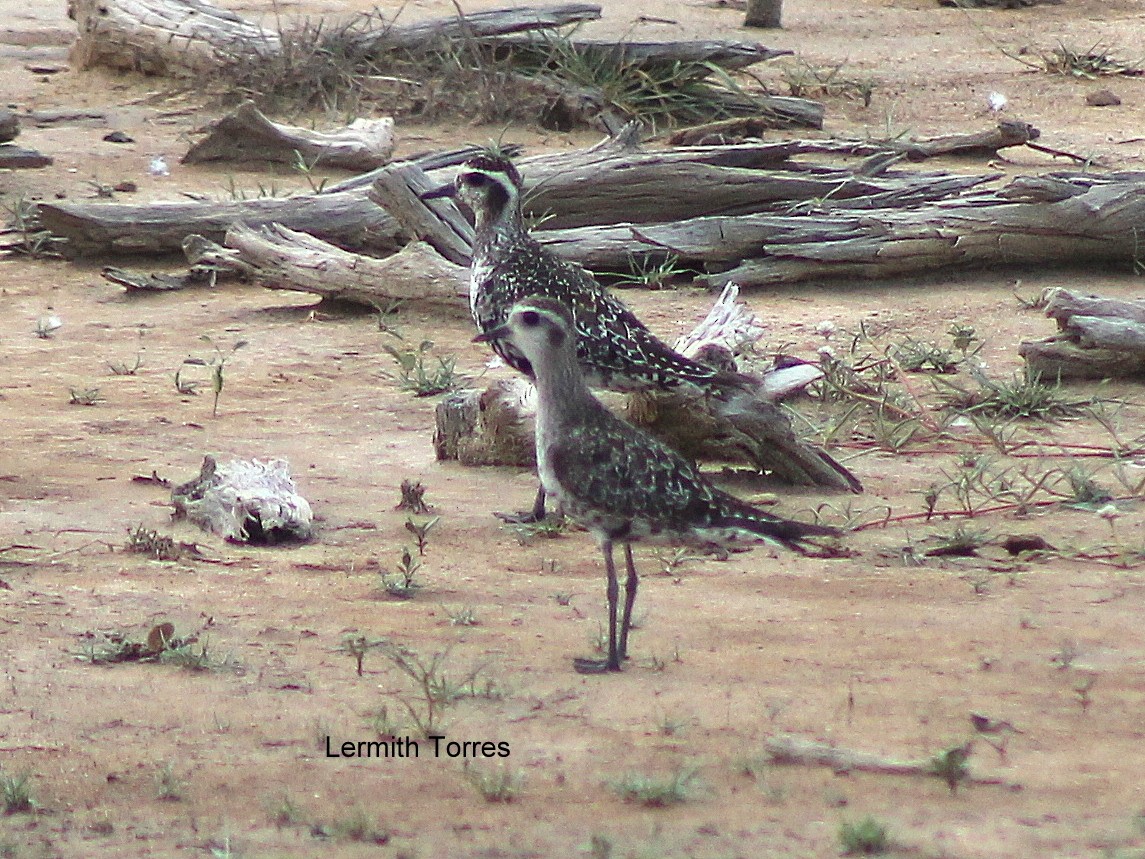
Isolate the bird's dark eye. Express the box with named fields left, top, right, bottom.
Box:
left=464, top=173, right=488, bottom=187
left=521, top=310, right=540, bottom=327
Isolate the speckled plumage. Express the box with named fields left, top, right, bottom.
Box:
left=454, top=154, right=754, bottom=396
left=481, top=297, right=840, bottom=673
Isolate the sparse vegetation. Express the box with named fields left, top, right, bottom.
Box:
left=839, top=815, right=890, bottom=855
left=156, top=762, right=186, bottom=801
left=177, top=336, right=248, bottom=416
left=382, top=546, right=424, bottom=598
left=1, top=771, right=35, bottom=815
left=463, top=764, right=524, bottom=802
left=383, top=337, right=462, bottom=397
left=68, top=386, right=103, bottom=406
left=610, top=765, right=701, bottom=807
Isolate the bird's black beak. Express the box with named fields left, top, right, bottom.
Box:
left=473, top=323, right=511, bottom=344
left=419, top=183, right=457, bottom=201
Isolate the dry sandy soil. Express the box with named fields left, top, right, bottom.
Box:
left=2, top=1, right=1145, bottom=857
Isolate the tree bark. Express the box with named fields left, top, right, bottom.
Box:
left=744, top=0, right=782, bottom=29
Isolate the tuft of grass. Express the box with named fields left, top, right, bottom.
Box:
left=610, top=764, right=701, bottom=807
left=68, top=387, right=104, bottom=406
left=383, top=338, right=461, bottom=397
left=1039, top=41, right=1143, bottom=78
left=839, top=815, right=890, bottom=855
left=268, top=793, right=306, bottom=827
left=780, top=58, right=877, bottom=106
left=444, top=604, right=480, bottom=626
left=2, top=195, right=65, bottom=258
left=322, top=806, right=390, bottom=844
left=606, top=253, right=689, bottom=291
left=156, top=762, right=186, bottom=802
left=1, top=771, right=35, bottom=815
left=463, top=764, right=524, bottom=803
left=940, top=369, right=1090, bottom=420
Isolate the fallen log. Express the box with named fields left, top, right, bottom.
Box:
left=1019, top=288, right=1145, bottom=379
left=69, top=0, right=281, bottom=76
left=531, top=172, right=1145, bottom=285
left=182, top=101, right=395, bottom=171
left=34, top=144, right=488, bottom=257
left=763, top=735, right=1020, bottom=790
left=37, top=190, right=401, bottom=258
left=68, top=0, right=601, bottom=77
left=223, top=225, right=468, bottom=312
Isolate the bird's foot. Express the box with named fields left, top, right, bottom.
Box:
left=572, top=656, right=622, bottom=675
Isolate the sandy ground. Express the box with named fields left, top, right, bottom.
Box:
left=2, top=1, right=1145, bottom=857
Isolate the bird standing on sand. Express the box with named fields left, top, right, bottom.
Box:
left=424, top=153, right=860, bottom=520
left=478, top=297, right=840, bottom=674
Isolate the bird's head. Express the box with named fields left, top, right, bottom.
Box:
left=474, top=297, right=574, bottom=366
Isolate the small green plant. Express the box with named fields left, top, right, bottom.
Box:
left=610, top=765, right=701, bottom=807
left=1073, top=672, right=1098, bottom=712
left=890, top=337, right=959, bottom=374
left=1, top=770, right=35, bottom=814
left=107, top=352, right=143, bottom=376
left=463, top=764, right=524, bottom=802
left=780, top=58, right=877, bottom=106
left=68, top=386, right=103, bottom=406
left=444, top=604, right=480, bottom=626
left=507, top=514, right=569, bottom=544
left=382, top=547, right=424, bottom=598
left=325, top=806, right=390, bottom=844
left=156, top=762, right=185, bottom=801
left=839, top=815, right=890, bottom=855
left=178, top=336, right=248, bottom=416
left=941, top=369, right=1089, bottom=420
left=929, top=744, right=971, bottom=795
left=125, top=524, right=195, bottom=561
left=608, top=252, right=689, bottom=290
left=383, top=338, right=460, bottom=397
left=2, top=196, right=64, bottom=258
left=339, top=633, right=388, bottom=676
left=405, top=516, right=440, bottom=556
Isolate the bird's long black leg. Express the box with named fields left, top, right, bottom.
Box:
left=618, top=544, right=639, bottom=661
left=494, top=484, right=546, bottom=525
left=574, top=540, right=622, bottom=674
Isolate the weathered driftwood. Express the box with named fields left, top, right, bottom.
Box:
left=37, top=190, right=401, bottom=258
left=369, top=164, right=475, bottom=266
left=68, top=0, right=600, bottom=77
left=70, top=0, right=281, bottom=76
left=35, top=144, right=495, bottom=257
left=763, top=735, right=1020, bottom=790
left=171, top=456, right=313, bottom=543
left=435, top=284, right=860, bottom=492
left=532, top=171, right=1145, bottom=285
left=224, top=224, right=467, bottom=311
left=351, top=3, right=602, bottom=53
left=1019, top=288, right=1145, bottom=379
left=182, top=101, right=395, bottom=171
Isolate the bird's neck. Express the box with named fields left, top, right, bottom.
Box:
left=473, top=199, right=529, bottom=260
left=532, top=345, right=597, bottom=432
